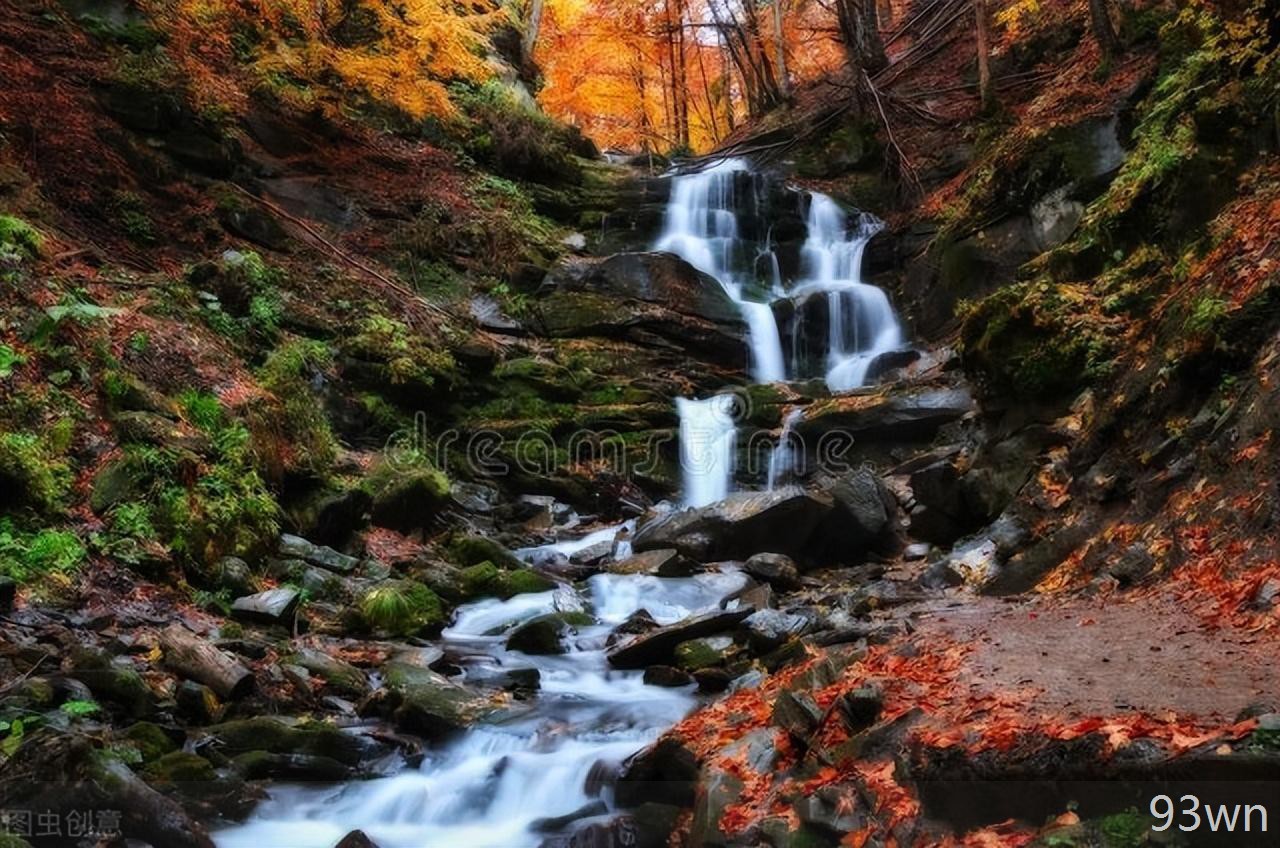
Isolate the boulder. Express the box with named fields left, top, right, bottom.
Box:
left=377, top=661, right=494, bottom=739
left=741, top=609, right=809, bottom=652
left=278, top=534, right=360, bottom=574
left=689, top=729, right=777, bottom=846
left=741, top=552, right=800, bottom=589
left=811, top=467, right=899, bottom=562
left=632, top=489, right=832, bottom=562
left=210, top=556, right=254, bottom=595
left=368, top=468, right=451, bottom=533
left=175, top=681, right=225, bottom=725
left=335, top=831, right=381, bottom=848
left=608, top=548, right=696, bottom=577
left=287, top=648, right=368, bottom=698
left=205, top=717, right=372, bottom=767
left=506, top=612, right=591, bottom=655
left=772, top=689, right=823, bottom=737
left=607, top=608, right=753, bottom=669
left=615, top=738, right=699, bottom=807
left=643, top=666, right=693, bottom=687
left=230, top=588, right=300, bottom=625
left=796, top=385, right=975, bottom=443
left=673, top=635, right=737, bottom=671
left=533, top=253, right=745, bottom=366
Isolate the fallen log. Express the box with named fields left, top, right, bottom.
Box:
left=160, top=623, right=254, bottom=700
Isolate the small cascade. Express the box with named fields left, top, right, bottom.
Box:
left=655, top=159, right=786, bottom=382
left=766, top=407, right=804, bottom=490
left=677, top=394, right=737, bottom=508
left=794, top=194, right=904, bottom=393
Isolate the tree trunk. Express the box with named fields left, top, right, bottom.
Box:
left=521, top=0, right=544, bottom=61
left=975, top=0, right=993, bottom=110
left=160, top=623, right=254, bottom=700
left=772, top=0, right=791, bottom=99
left=1088, top=0, right=1119, bottom=60
left=835, top=0, right=887, bottom=76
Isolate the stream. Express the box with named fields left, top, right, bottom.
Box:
left=215, top=159, right=907, bottom=848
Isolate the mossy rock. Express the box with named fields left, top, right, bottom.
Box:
left=459, top=560, right=501, bottom=597
left=448, top=534, right=524, bottom=570
left=123, top=721, right=178, bottom=762
left=460, top=560, right=554, bottom=600
left=367, top=467, right=450, bottom=533
left=673, top=635, right=736, bottom=672
left=143, top=750, right=217, bottom=784
left=495, top=569, right=555, bottom=598
left=205, top=716, right=367, bottom=766
left=67, top=648, right=154, bottom=718
left=358, top=580, right=445, bottom=637
left=381, top=660, right=493, bottom=740
left=505, top=612, right=592, bottom=655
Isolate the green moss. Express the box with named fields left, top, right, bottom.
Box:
left=673, top=637, right=731, bottom=672
left=460, top=560, right=500, bottom=596
left=448, top=534, right=524, bottom=570
left=206, top=716, right=366, bottom=764
left=344, top=313, right=456, bottom=389
left=496, top=569, right=555, bottom=598
left=0, top=430, right=74, bottom=514
left=144, top=750, right=217, bottom=784
left=258, top=339, right=338, bottom=475
left=0, top=214, right=42, bottom=258
left=359, top=580, right=445, bottom=636
left=123, top=721, right=178, bottom=762
left=1098, top=809, right=1150, bottom=847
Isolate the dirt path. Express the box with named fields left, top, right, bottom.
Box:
left=910, top=592, right=1278, bottom=722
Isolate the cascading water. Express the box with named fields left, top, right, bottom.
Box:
left=677, top=395, right=737, bottom=508
left=214, top=161, right=913, bottom=848
left=661, top=160, right=906, bottom=507
left=766, top=407, right=804, bottom=490
left=655, top=158, right=786, bottom=383
left=215, top=552, right=748, bottom=848
left=793, top=195, right=904, bottom=392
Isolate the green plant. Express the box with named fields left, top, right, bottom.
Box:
left=179, top=390, right=225, bottom=432
left=359, top=581, right=444, bottom=636
left=0, top=344, right=25, bottom=378
left=109, top=501, right=156, bottom=540
left=59, top=699, right=101, bottom=719
left=257, top=340, right=338, bottom=473
left=112, top=191, right=156, bottom=245
left=193, top=587, right=233, bottom=614
left=0, top=214, right=42, bottom=257
left=0, top=519, right=86, bottom=582
left=1185, top=294, right=1229, bottom=336
left=0, top=717, right=26, bottom=758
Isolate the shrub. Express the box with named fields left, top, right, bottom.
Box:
left=257, top=339, right=338, bottom=474
left=454, top=81, right=582, bottom=185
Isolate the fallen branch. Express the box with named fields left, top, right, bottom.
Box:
left=229, top=183, right=459, bottom=328
left=863, top=71, right=922, bottom=199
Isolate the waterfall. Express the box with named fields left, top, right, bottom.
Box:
left=655, top=159, right=786, bottom=383
left=677, top=394, right=737, bottom=508
left=793, top=194, right=904, bottom=392
left=766, top=407, right=804, bottom=490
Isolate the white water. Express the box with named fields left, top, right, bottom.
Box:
left=215, top=565, right=747, bottom=848
left=676, top=394, right=737, bottom=508
left=662, top=161, right=906, bottom=507
left=655, top=158, right=786, bottom=382
left=766, top=407, right=804, bottom=490
left=794, top=195, right=903, bottom=392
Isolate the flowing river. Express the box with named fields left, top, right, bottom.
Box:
left=215, top=159, right=905, bottom=848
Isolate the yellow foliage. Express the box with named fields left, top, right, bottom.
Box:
left=157, top=0, right=501, bottom=119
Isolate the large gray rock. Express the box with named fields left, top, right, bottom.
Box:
left=376, top=661, right=494, bottom=740
left=742, top=552, right=800, bottom=589
left=278, top=534, right=359, bottom=574
left=533, top=252, right=746, bottom=365
left=230, top=588, right=299, bottom=625
left=609, top=548, right=696, bottom=577
left=607, top=608, right=754, bottom=669
left=812, top=467, right=898, bottom=561
left=796, top=385, right=975, bottom=442
left=632, top=488, right=832, bottom=562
